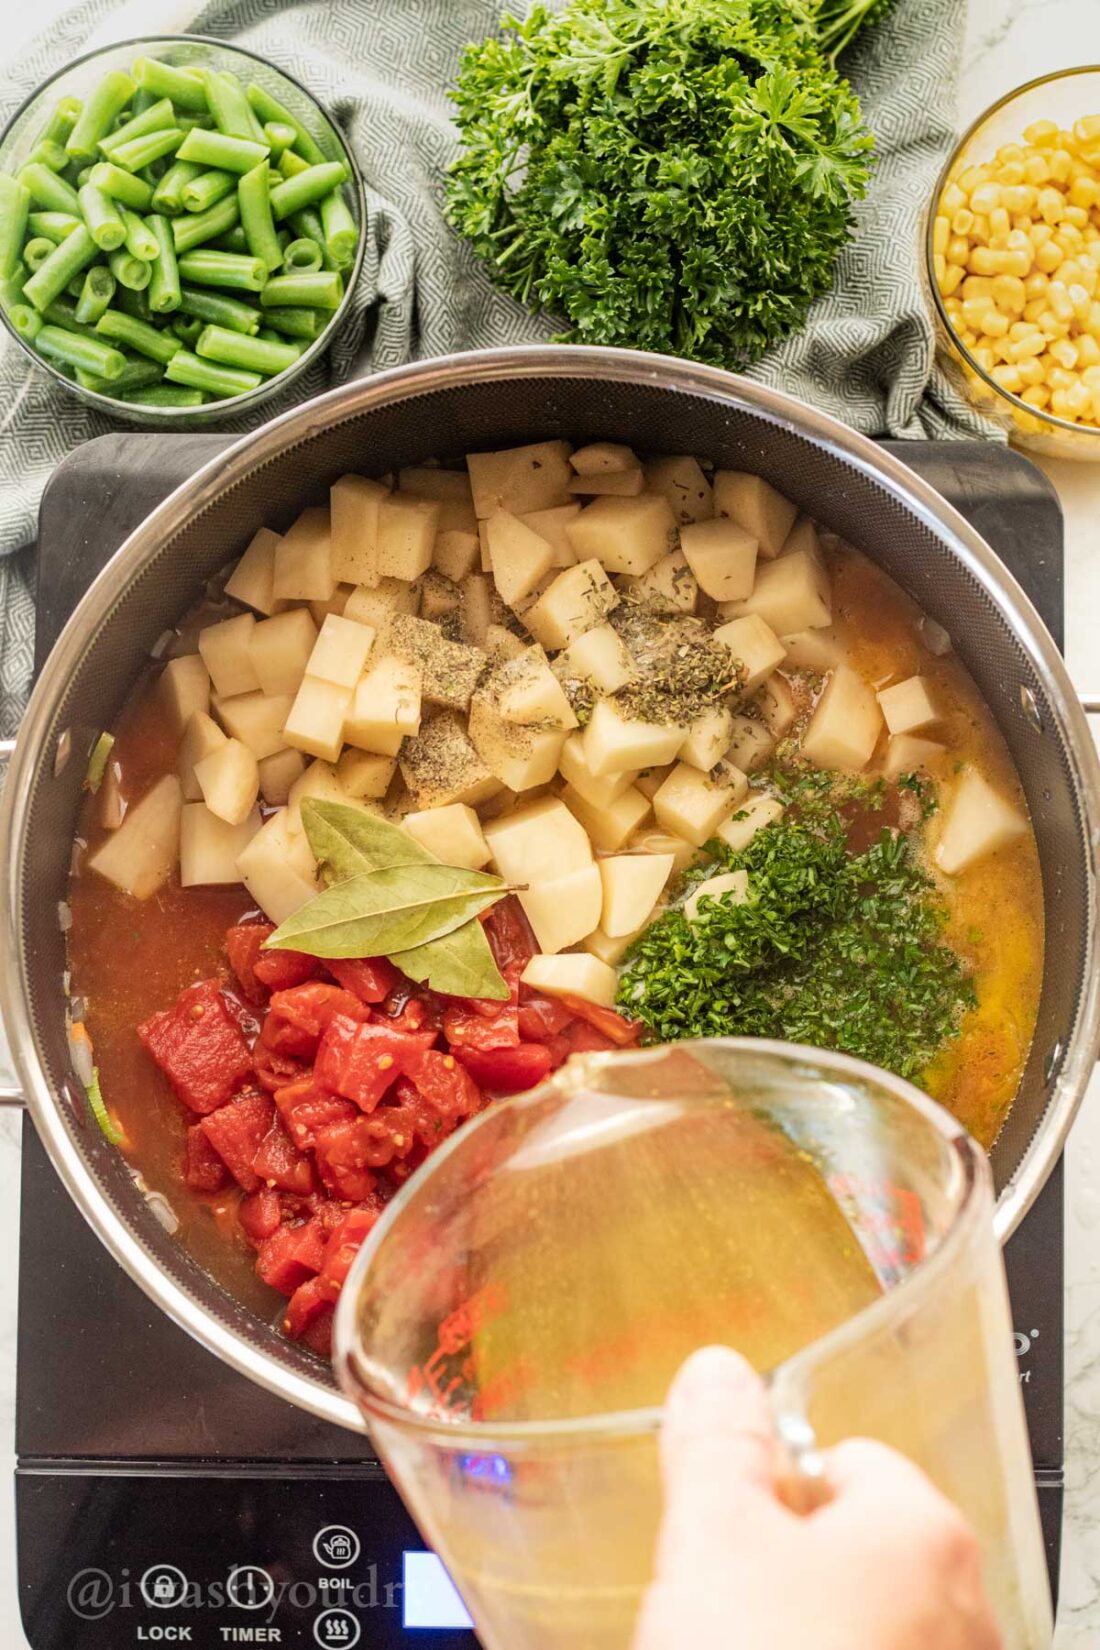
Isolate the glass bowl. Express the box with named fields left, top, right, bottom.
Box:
left=925, top=67, right=1100, bottom=462
left=0, top=34, right=366, bottom=429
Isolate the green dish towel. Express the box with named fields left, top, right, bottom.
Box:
left=0, top=0, right=988, bottom=739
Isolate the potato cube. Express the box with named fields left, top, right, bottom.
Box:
left=386, top=614, right=486, bottom=712
left=570, top=441, right=640, bottom=476
left=629, top=827, right=700, bottom=874
left=495, top=649, right=577, bottom=730
left=754, top=673, right=796, bottom=738
left=330, top=474, right=387, bottom=588
left=716, top=793, right=785, bottom=854
left=634, top=764, right=672, bottom=800
left=345, top=655, right=422, bottom=756
left=336, top=747, right=396, bottom=799
left=468, top=693, right=567, bottom=792
left=524, top=560, right=619, bottom=650
left=801, top=665, right=883, bottom=773
left=877, top=675, right=939, bottom=735
left=718, top=550, right=831, bottom=637
left=467, top=441, right=574, bottom=518
left=194, top=737, right=260, bottom=827
left=583, top=695, right=687, bottom=777
left=680, top=705, right=734, bottom=772
left=178, top=711, right=228, bottom=802
left=306, top=614, right=376, bottom=690
left=433, top=529, right=481, bottom=583
left=599, top=853, right=675, bottom=936
left=653, top=761, right=747, bottom=847
left=883, top=734, right=947, bottom=781
left=398, top=467, right=477, bottom=535
left=376, top=494, right=440, bottom=582
left=309, top=585, right=354, bottom=627
left=584, top=926, right=644, bottom=966
left=419, top=571, right=461, bottom=623
left=713, top=614, right=786, bottom=695
left=565, top=493, right=677, bottom=576
left=257, top=747, right=307, bottom=805
left=562, top=782, right=651, bottom=853
left=237, top=807, right=319, bottom=924
left=510, top=571, right=556, bottom=622
left=521, top=952, right=618, bottom=1009
left=224, top=526, right=284, bottom=615
left=485, top=623, right=528, bottom=665
left=554, top=623, right=634, bottom=697
left=781, top=517, right=820, bottom=559
left=286, top=758, right=346, bottom=833
left=934, top=769, right=1028, bottom=876
left=343, top=578, right=419, bottom=628
left=713, top=471, right=797, bottom=558
left=620, top=549, right=698, bottom=615
left=558, top=732, right=638, bottom=810
left=213, top=689, right=293, bottom=760
left=724, top=714, right=775, bottom=773
left=485, top=510, right=556, bottom=609
left=400, top=712, right=500, bottom=809
left=403, top=803, right=491, bottom=870
left=643, top=455, right=714, bottom=525
left=483, top=796, right=593, bottom=884
left=250, top=608, right=319, bottom=697
left=273, top=505, right=334, bottom=602
left=520, top=866, right=603, bottom=954
left=283, top=678, right=352, bottom=765
left=684, top=869, right=750, bottom=925
left=158, top=653, right=210, bottom=735
left=180, top=803, right=262, bottom=887
left=517, top=503, right=582, bottom=567
left=197, top=614, right=259, bottom=699
left=459, top=572, right=495, bottom=647
left=568, top=469, right=645, bottom=497
left=87, top=774, right=182, bottom=899
left=781, top=627, right=841, bottom=673
left=680, top=518, right=758, bottom=602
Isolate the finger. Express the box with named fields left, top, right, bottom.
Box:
left=823, top=1436, right=960, bottom=1518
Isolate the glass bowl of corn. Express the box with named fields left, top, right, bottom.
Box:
left=926, top=67, right=1100, bottom=460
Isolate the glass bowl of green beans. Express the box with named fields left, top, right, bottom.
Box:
left=0, top=35, right=366, bottom=425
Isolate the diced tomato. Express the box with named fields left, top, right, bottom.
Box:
left=252, top=948, right=322, bottom=991
left=253, top=1119, right=317, bottom=1196
left=518, top=989, right=574, bottom=1042
left=199, top=1092, right=275, bottom=1193
left=482, top=896, right=537, bottom=972
left=404, top=1048, right=483, bottom=1118
left=313, top=1117, right=385, bottom=1200
left=383, top=1077, right=457, bottom=1154
left=558, top=995, right=642, bottom=1047
left=320, top=1207, right=382, bottom=1289
left=269, top=982, right=371, bottom=1037
left=377, top=987, right=443, bottom=1037
left=252, top=1042, right=305, bottom=1093
left=258, top=1007, right=318, bottom=1061
left=256, top=1217, right=327, bottom=1295
left=327, top=957, right=399, bottom=1004
left=315, top=1015, right=436, bottom=1113
left=283, top=1273, right=339, bottom=1340
left=225, top=923, right=274, bottom=1007
left=442, top=992, right=520, bottom=1052
left=454, top=1042, right=553, bottom=1094
left=184, top=1124, right=230, bottom=1193
left=274, top=1076, right=358, bottom=1151
left=301, top=1301, right=336, bottom=1358
left=238, top=1186, right=283, bottom=1246
left=139, top=978, right=254, bottom=1114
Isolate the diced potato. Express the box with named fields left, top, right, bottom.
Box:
left=386, top=614, right=487, bottom=712
left=180, top=803, right=262, bottom=887
left=224, top=527, right=284, bottom=615
left=468, top=693, right=567, bottom=792
left=87, top=774, right=183, bottom=899
left=178, top=711, right=228, bottom=802
left=562, top=782, right=651, bottom=853
left=376, top=494, right=440, bottom=582
left=718, top=550, right=832, bottom=636
left=273, top=505, right=334, bottom=602
left=521, top=952, right=618, bottom=1009
left=194, top=737, right=260, bottom=827
left=467, top=441, right=574, bottom=518
left=336, top=747, right=397, bottom=799
left=213, top=689, right=293, bottom=761
left=583, top=695, right=687, bottom=776
left=433, top=529, right=481, bottom=583
left=883, top=734, right=947, bottom=781
left=284, top=677, right=352, bottom=765
left=643, top=455, right=714, bottom=525
left=330, top=474, right=388, bottom=588
left=306, top=614, right=376, bottom=689
left=400, top=712, right=500, bottom=809
left=877, top=675, right=938, bottom=735
left=558, top=733, right=638, bottom=809
left=524, top=561, right=619, bottom=650
left=781, top=517, right=821, bottom=560
left=237, top=806, right=319, bottom=924
left=570, top=442, right=640, bottom=475
left=629, top=827, right=701, bottom=875
left=634, top=764, right=672, bottom=801
left=478, top=519, right=493, bottom=573
left=486, top=511, right=556, bottom=608
left=554, top=624, right=634, bottom=697
left=584, top=926, right=644, bottom=966
left=459, top=572, right=495, bottom=647
left=801, top=665, right=883, bottom=773
left=483, top=797, right=593, bottom=884
left=495, top=649, right=577, bottom=729
left=724, top=714, right=775, bottom=773
left=680, top=705, right=734, bottom=772
left=158, top=654, right=210, bottom=735
left=754, top=673, right=796, bottom=738
left=620, top=549, right=698, bottom=615
left=257, top=747, right=307, bottom=806
left=345, top=655, right=422, bottom=756
left=713, top=614, right=786, bottom=694
left=680, top=518, right=758, bottom=602
left=520, top=865, right=603, bottom=954
left=934, top=770, right=1028, bottom=876
left=599, top=853, right=675, bottom=936
left=309, top=584, right=354, bottom=628
left=684, top=869, right=749, bottom=924
left=517, top=503, right=582, bottom=567
left=713, top=471, right=797, bottom=558
left=485, top=623, right=528, bottom=665
left=781, top=627, right=842, bottom=673
left=418, top=570, right=461, bottom=623
left=510, top=571, right=556, bottom=621
left=568, top=469, right=645, bottom=497
left=344, top=578, right=419, bottom=628
left=715, top=792, right=784, bottom=854
left=398, top=467, right=477, bottom=535
left=653, top=761, right=748, bottom=847
left=565, top=493, right=677, bottom=577
left=250, top=607, right=318, bottom=697
left=404, top=803, right=491, bottom=870
left=286, top=758, right=346, bottom=833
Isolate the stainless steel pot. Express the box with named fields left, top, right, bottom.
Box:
left=1, top=345, right=1098, bottom=1432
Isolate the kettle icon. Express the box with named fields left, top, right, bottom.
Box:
left=324, top=1534, right=354, bottom=1563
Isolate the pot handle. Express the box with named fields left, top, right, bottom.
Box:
left=0, top=1087, right=26, bottom=1108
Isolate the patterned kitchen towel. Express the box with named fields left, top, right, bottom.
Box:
left=0, top=0, right=988, bottom=738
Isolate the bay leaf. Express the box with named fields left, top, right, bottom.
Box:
left=266, top=862, right=507, bottom=959
left=391, top=918, right=511, bottom=1002
left=302, top=799, right=434, bottom=883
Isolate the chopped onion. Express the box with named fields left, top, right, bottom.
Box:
left=145, top=1192, right=180, bottom=1235
left=918, top=616, right=952, bottom=656
left=56, top=900, right=72, bottom=933
left=149, top=629, right=174, bottom=660
left=68, top=1024, right=93, bottom=1087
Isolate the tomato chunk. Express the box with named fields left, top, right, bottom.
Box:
left=559, top=995, right=642, bottom=1047
left=184, top=1124, right=230, bottom=1194
left=253, top=948, right=322, bottom=991
left=238, top=1186, right=283, bottom=1245
left=225, top=923, right=274, bottom=1007
left=313, top=1117, right=385, bottom=1200
left=256, top=1217, right=327, bottom=1295
left=274, top=1076, right=358, bottom=1151
left=518, top=990, right=574, bottom=1042
left=254, top=1119, right=317, bottom=1196
left=269, top=982, right=371, bottom=1037
left=442, top=993, right=520, bottom=1052
left=404, top=1048, right=483, bottom=1118
left=199, top=1092, right=275, bottom=1193
left=301, top=1300, right=336, bottom=1358
left=482, top=896, right=537, bottom=972
left=283, top=1273, right=339, bottom=1340
left=315, top=1015, right=436, bottom=1113
left=320, top=1207, right=383, bottom=1289
left=327, top=957, right=400, bottom=1004
left=455, top=1042, right=553, bottom=1093
left=139, top=978, right=253, bottom=1114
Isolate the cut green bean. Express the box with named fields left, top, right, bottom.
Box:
left=29, top=140, right=69, bottom=174
left=42, top=296, right=98, bottom=339
left=38, top=97, right=82, bottom=150
left=114, top=282, right=153, bottom=322
left=278, top=148, right=311, bottom=179
left=202, top=70, right=265, bottom=143
left=244, top=83, right=325, bottom=165
left=177, top=248, right=267, bottom=292
left=74, top=166, right=95, bottom=188
left=24, top=237, right=56, bottom=272
left=108, top=247, right=151, bottom=291
left=170, top=314, right=203, bottom=345
left=19, top=163, right=81, bottom=216
left=282, top=236, right=322, bottom=273
left=147, top=215, right=181, bottom=313
left=119, top=383, right=205, bottom=407
left=96, top=307, right=180, bottom=363
left=75, top=356, right=163, bottom=394
left=65, top=272, right=86, bottom=297
left=180, top=169, right=236, bottom=214
left=7, top=303, right=43, bottom=341
left=132, top=57, right=208, bottom=112
left=238, top=162, right=282, bottom=273
left=109, top=129, right=184, bottom=173
left=74, top=264, right=116, bottom=325
left=36, top=322, right=126, bottom=379
left=171, top=195, right=239, bottom=254
left=78, top=183, right=125, bottom=251
left=66, top=72, right=135, bottom=160
left=0, top=175, right=31, bottom=279
left=165, top=348, right=261, bottom=396
left=130, top=87, right=156, bottom=120
left=196, top=323, right=298, bottom=374
left=98, top=98, right=175, bottom=162
left=320, top=190, right=357, bottom=268
left=24, top=224, right=97, bottom=311
left=212, top=225, right=249, bottom=254
left=28, top=211, right=81, bottom=243
left=269, top=162, right=346, bottom=222
left=87, top=161, right=154, bottom=211
left=177, top=129, right=268, bottom=176
left=178, top=283, right=260, bottom=334
left=259, top=303, right=322, bottom=340
left=259, top=269, right=342, bottom=309
left=151, top=159, right=203, bottom=214
left=263, top=122, right=296, bottom=158
left=120, top=208, right=159, bottom=262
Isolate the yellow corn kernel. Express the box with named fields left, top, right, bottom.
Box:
left=993, top=273, right=1027, bottom=313
left=989, top=207, right=1011, bottom=241
left=1088, top=299, right=1100, bottom=334
left=1047, top=365, right=1076, bottom=391
left=971, top=344, right=996, bottom=372
left=997, top=161, right=1026, bottom=188
left=996, top=143, right=1026, bottom=167
left=1052, top=261, right=1082, bottom=289
left=991, top=363, right=1024, bottom=393
left=1012, top=318, right=1039, bottom=339
left=1023, top=271, right=1049, bottom=300
left=1053, top=226, right=1084, bottom=253
left=1036, top=310, right=1069, bottom=340
left=1016, top=355, right=1045, bottom=386
left=1082, top=363, right=1100, bottom=388
left=1048, top=281, right=1075, bottom=321
left=1003, top=250, right=1033, bottom=277
left=968, top=247, right=1004, bottom=275
left=958, top=328, right=978, bottom=348
left=1003, top=184, right=1037, bottom=215
left=970, top=182, right=1002, bottom=215
left=1020, top=384, right=1051, bottom=409
left=1063, top=204, right=1090, bottom=229
left=1036, top=238, right=1063, bottom=273
left=1090, top=387, right=1100, bottom=422
left=1069, top=282, right=1092, bottom=321
left=1008, top=330, right=1047, bottom=361
left=1077, top=333, right=1100, bottom=368
left=1064, top=380, right=1092, bottom=417
left=1068, top=176, right=1097, bottom=209
left=1073, top=115, right=1100, bottom=146
left=941, top=263, right=964, bottom=296
left=941, top=182, right=966, bottom=216
left=961, top=275, right=994, bottom=301
left=1005, top=227, right=1031, bottom=253
left=1081, top=143, right=1100, bottom=168
left=1023, top=297, right=1047, bottom=323
left=1048, top=336, right=1079, bottom=370
left=961, top=295, right=992, bottom=327
left=959, top=164, right=992, bottom=195
left=950, top=207, right=973, bottom=237
left=992, top=335, right=1014, bottom=363
left=1024, top=120, right=1059, bottom=149
left=947, top=235, right=970, bottom=266
left=1077, top=263, right=1100, bottom=299
left=1057, top=130, right=1077, bottom=150
left=1013, top=215, right=1034, bottom=234
left=971, top=213, right=991, bottom=242
left=1024, top=154, right=1051, bottom=185
left=1049, top=149, right=1074, bottom=184
left=934, top=252, right=947, bottom=286
left=944, top=295, right=964, bottom=322
left=933, top=215, right=950, bottom=255
left=1037, top=187, right=1066, bottom=224
left=980, top=307, right=1009, bottom=338
left=1029, top=222, right=1054, bottom=246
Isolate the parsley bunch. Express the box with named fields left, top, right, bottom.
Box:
left=446, top=0, right=877, bottom=368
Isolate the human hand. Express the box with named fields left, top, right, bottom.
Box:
left=633, top=1346, right=1002, bottom=1650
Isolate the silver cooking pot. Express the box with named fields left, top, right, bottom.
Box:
left=1, top=346, right=1098, bottom=1432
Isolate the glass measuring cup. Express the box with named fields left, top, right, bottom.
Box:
left=333, top=1040, right=1053, bottom=1650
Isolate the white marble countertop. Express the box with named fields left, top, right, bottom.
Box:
left=1, top=0, right=1099, bottom=1645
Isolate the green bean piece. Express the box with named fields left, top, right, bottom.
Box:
left=177, top=248, right=268, bottom=293
left=120, top=208, right=159, bottom=262
left=165, top=348, right=261, bottom=397
left=147, top=216, right=181, bottom=313
left=320, top=190, right=357, bottom=268
left=36, top=322, right=126, bottom=379
left=202, top=70, right=266, bottom=143
left=0, top=175, right=31, bottom=280
left=244, top=83, right=325, bottom=165
left=18, top=162, right=81, bottom=216
left=151, top=159, right=203, bottom=215
left=107, top=247, right=151, bottom=291
left=288, top=204, right=324, bottom=241
left=268, top=162, right=346, bottom=222
left=195, top=323, right=298, bottom=375
left=118, top=383, right=205, bottom=407
left=29, top=140, right=70, bottom=174
left=178, top=283, right=260, bottom=334
left=170, top=314, right=203, bottom=346
left=65, top=71, right=135, bottom=160
left=78, top=183, right=125, bottom=251
left=42, top=296, right=99, bottom=338
left=95, top=308, right=181, bottom=363
left=24, top=237, right=57, bottom=273
left=23, top=224, right=97, bottom=311
left=87, top=161, right=154, bottom=211
left=259, top=269, right=342, bottom=310
left=65, top=272, right=87, bottom=297
left=171, top=195, right=240, bottom=254
left=109, top=129, right=185, bottom=173
left=75, top=356, right=163, bottom=394
left=28, top=211, right=82, bottom=243
left=132, top=57, right=208, bottom=112
left=282, top=236, right=322, bottom=274
left=38, top=96, right=82, bottom=150
left=74, top=165, right=95, bottom=187
left=212, top=225, right=249, bottom=254
left=114, top=282, right=153, bottom=322
left=8, top=303, right=43, bottom=341
left=238, top=162, right=282, bottom=274
left=98, top=98, right=175, bottom=162
left=74, top=264, right=117, bottom=325
left=176, top=129, right=268, bottom=176
left=258, top=303, right=322, bottom=340
left=180, top=169, right=237, bottom=214
left=263, top=122, right=297, bottom=158
left=278, top=148, right=311, bottom=179
left=130, top=87, right=156, bottom=120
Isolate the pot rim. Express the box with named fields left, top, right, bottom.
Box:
left=3, top=343, right=1098, bottom=1432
